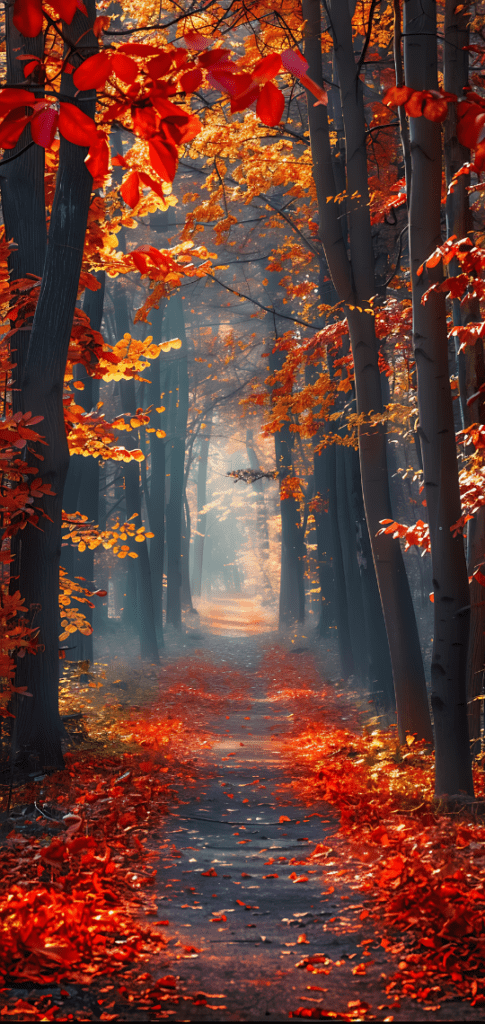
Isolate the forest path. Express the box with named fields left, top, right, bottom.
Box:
left=143, top=606, right=459, bottom=1022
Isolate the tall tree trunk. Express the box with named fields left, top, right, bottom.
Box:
left=269, top=347, right=305, bottom=625
left=146, top=302, right=166, bottom=632
left=10, top=4, right=98, bottom=771
left=192, top=414, right=212, bottom=598
left=245, top=428, right=273, bottom=602
left=62, top=273, right=105, bottom=665
left=181, top=493, right=194, bottom=610
left=444, top=0, right=485, bottom=750
left=335, top=444, right=368, bottom=683
left=404, top=0, right=472, bottom=795
left=304, top=0, right=432, bottom=742
left=119, top=377, right=159, bottom=662
left=165, top=295, right=189, bottom=629
left=314, top=439, right=354, bottom=676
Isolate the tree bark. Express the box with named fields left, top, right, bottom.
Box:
left=62, top=273, right=105, bottom=665
left=245, top=428, right=273, bottom=602
left=165, top=294, right=189, bottom=629
left=404, top=0, right=472, bottom=795
left=145, top=301, right=166, bottom=631
left=192, top=415, right=212, bottom=598
left=119, top=377, right=159, bottom=662
left=269, top=347, right=305, bottom=625
left=10, top=3, right=98, bottom=770
left=304, top=0, right=431, bottom=741
left=335, top=444, right=368, bottom=682
left=443, top=0, right=485, bottom=750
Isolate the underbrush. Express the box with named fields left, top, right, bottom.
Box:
left=281, top=671, right=485, bottom=1012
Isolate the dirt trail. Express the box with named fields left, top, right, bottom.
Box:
left=137, top=600, right=476, bottom=1022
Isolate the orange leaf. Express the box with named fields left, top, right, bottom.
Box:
left=382, top=84, right=413, bottom=107
left=405, top=90, right=426, bottom=117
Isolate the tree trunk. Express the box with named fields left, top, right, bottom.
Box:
left=269, top=348, right=305, bottom=625
left=181, top=493, right=194, bottom=610
left=10, top=4, right=98, bottom=770
left=245, top=428, right=273, bottom=602
left=404, top=0, right=472, bottom=795
left=146, top=302, right=166, bottom=631
left=165, top=295, right=189, bottom=629
left=314, top=439, right=354, bottom=676
left=304, top=0, right=432, bottom=742
left=335, top=444, right=368, bottom=683
left=444, top=0, right=485, bottom=750
left=192, top=415, right=212, bottom=598
left=63, top=273, right=105, bottom=665
left=119, top=377, right=159, bottom=662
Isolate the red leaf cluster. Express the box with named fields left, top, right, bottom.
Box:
left=383, top=84, right=456, bottom=122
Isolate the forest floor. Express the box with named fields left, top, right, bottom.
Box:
left=0, top=597, right=483, bottom=1021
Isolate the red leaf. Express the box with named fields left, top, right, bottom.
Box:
left=132, top=106, right=159, bottom=139
left=175, top=113, right=201, bottom=144
left=198, top=49, right=231, bottom=69
left=423, top=95, right=449, bottom=122
left=472, top=568, right=485, bottom=588
left=382, top=84, right=413, bottom=107
left=253, top=53, right=282, bottom=83
left=148, top=137, right=178, bottom=182
left=120, top=170, right=140, bottom=208
left=111, top=52, right=139, bottom=85
left=132, top=252, right=148, bottom=274
left=0, top=109, right=31, bottom=149
left=85, top=133, right=109, bottom=182
left=149, top=93, right=190, bottom=122
left=50, top=0, right=77, bottom=22
left=13, top=0, right=43, bottom=37
left=93, top=15, right=110, bottom=38
left=179, top=67, right=203, bottom=93
left=40, top=839, right=68, bottom=863
left=405, top=90, right=426, bottom=118
left=58, top=102, right=98, bottom=146
left=256, top=81, right=285, bottom=126
left=300, top=73, right=328, bottom=106
left=138, top=171, right=167, bottom=199
left=0, top=87, right=37, bottom=111
left=30, top=105, right=59, bottom=148
left=207, top=65, right=238, bottom=93
left=184, top=31, right=211, bottom=51
left=118, top=43, right=161, bottom=56
left=147, top=53, right=174, bottom=80
left=23, top=58, right=40, bottom=77
left=457, top=99, right=485, bottom=150
left=73, top=52, right=112, bottom=91
left=281, top=49, right=309, bottom=77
